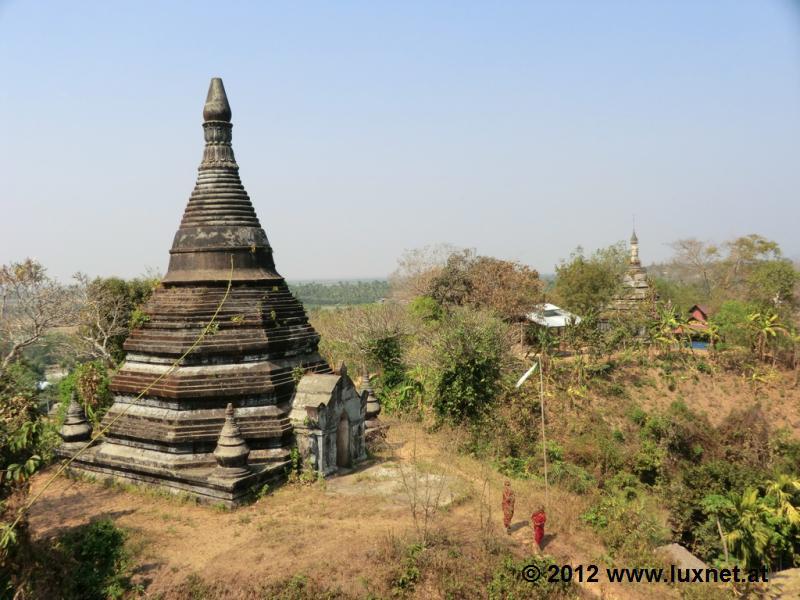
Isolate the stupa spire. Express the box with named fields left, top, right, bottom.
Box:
left=203, top=77, right=232, bottom=123
left=629, top=228, right=640, bottom=266
left=162, top=77, right=278, bottom=283
left=199, top=78, right=237, bottom=170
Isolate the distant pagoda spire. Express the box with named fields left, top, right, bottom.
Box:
left=629, top=228, right=641, bottom=267
left=163, top=77, right=278, bottom=283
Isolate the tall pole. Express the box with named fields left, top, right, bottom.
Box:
left=539, top=353, right=548, bottom=507
left=514, top=350, right=549, bottom=508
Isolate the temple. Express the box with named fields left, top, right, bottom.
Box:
left=60, top=78, right=368, bottom=505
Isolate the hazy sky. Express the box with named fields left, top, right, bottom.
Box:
left=1, top=1, right=798, bottom=281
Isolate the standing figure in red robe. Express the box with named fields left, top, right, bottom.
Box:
left=501, top=480, right=515, bottom=534
left=531, top=506, right=546, bottom=550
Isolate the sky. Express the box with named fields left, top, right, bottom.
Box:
left=1, top=1, right=799, bottom=282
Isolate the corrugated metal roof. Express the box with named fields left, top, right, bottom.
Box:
left=526, top=303, right=582, bottom=328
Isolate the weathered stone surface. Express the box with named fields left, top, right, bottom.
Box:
left=655, top=543, right=708, bottom=570
left=604, top=229, right=657, bottom=320
left=210, top=403, right=251, bottom=480
left=362, top=371, right=387, bottom=442
left=289, top=368, right=367, bottom=476
left=62, top=78, right=356, bottom=505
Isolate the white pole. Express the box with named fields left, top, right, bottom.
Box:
left=516, top=356, right=549, bottom=507
left=539, top=355, right=548, bottom=507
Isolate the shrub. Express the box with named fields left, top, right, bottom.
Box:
left=390, top=542, right=424, bottom=594
left=370, top=335, right=406, bottom=389
left=487, top=554, right=577, bottom=599
left=545, top=441, right=564, bottom=462
left=495, top=456, right=537, bottom=480
left=713, top=300, right=756, bottom=349
left=585, top=361, right=614, bottom=378
left=549, top=461, right=595, bottom=495
left=430, top=308, right=508, bottom=422
left=54, top=519, right=133, bottom=600
left=669, top=460, right=765, bottom=562
left=379, top=374, right=424, bottom=416
left=607, top=382, right=627, bottom=397
left=633, top=439, right=666, bottom=485
left=59, top=360, right=113, bottom=427
left=408, top=295, right=442, bottom=322
left=565, top=425, right=624, bottom=480
left=582, top=491, right=667, bottom=566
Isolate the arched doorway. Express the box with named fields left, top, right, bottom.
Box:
left=336, top=413, right=351, bottom=468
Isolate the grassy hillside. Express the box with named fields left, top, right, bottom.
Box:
left=23, top=362, right=797, bottom=598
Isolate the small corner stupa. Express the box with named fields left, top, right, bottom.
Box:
left=361, top=371, right=386, bottom=442
left=60, top=78, right=366, bottom=505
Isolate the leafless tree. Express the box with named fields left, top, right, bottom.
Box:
left=394, top=433, right=449, bottom=545
left=669, top=238, right=720, bottom=297
left=0, top=259, right=78, bottom=378
left=389, top=244, right=466, bottom=303
left=73, top=273, right=132, bottom=366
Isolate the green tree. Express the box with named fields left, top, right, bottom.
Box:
left=648, top=304, right=689, bottom=355
left=660, top=234, right=789, bottom=310
left=747, top=260, right=798, bottom=310
left=721, top=488, right=773, bottom=569
left=712, top=300, right=756, bottom=348
left=430, top=308, right=509, bottom=422
left=668, top=238, right=721, bottom=299
left=552, top=243, right=627, bottom=315
left=764, top=475, right=800, bottom=527
left=746, top=312, right=787, bottom=363
left=428, top=252, right=542, bottom=321
left=650, top=277, right=703, bottom=313
left=722, top=234, right=782, bottom=294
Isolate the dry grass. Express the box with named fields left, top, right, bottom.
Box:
left=23, top=413, right=756, bottom=599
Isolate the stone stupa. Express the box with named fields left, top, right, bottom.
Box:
left=60, top=78, right=362, bottom=505
left=602, top=229, right=657, bottom=325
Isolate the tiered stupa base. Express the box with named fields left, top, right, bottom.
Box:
left=62, top=448, right=288, bottom=507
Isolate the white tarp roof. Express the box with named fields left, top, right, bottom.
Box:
left=526, top=303, right=582, bottom=328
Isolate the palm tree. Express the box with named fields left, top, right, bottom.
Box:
left=764, top=475, right=800, bottom=527
left=747, top=312, right=788, bottom=363
left=649, top=303, right=683, bottom=355
left=705, top=321, right=720, bottom=351
left=723, top=487, right=774, bottom=570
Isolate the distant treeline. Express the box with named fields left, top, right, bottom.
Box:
left=287, top=280, right=389, bottom=307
